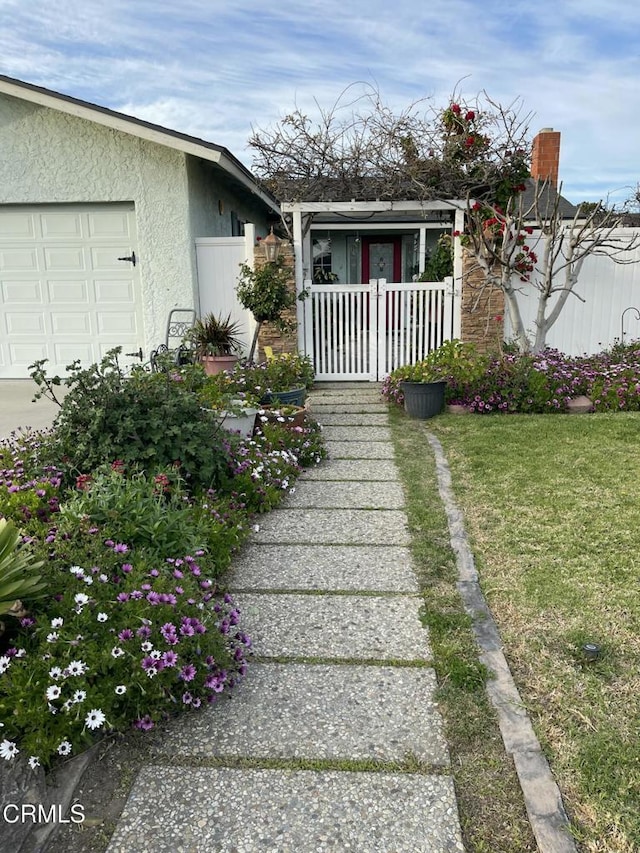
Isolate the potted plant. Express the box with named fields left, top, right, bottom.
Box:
left=260, top=353, right=314, bottom=406
left=256, top=403, right=308, bottom=430
left=388, top=340, right=484, bottom=419
left=198, top=373, right=260, bottom=438
left=186, top=312, right=244, bottom=375
left=236, top=258, right=297, bottom=362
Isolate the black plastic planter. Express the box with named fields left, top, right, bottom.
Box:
left=400, top=380, right=446, bottom=419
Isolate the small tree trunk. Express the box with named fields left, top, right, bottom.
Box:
left=248, top=321, right=262, bottom=362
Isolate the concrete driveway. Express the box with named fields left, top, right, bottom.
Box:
left=0, top=381, right=65, bottom=439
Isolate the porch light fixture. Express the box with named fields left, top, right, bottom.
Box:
left=263, top=227, right=281, bottom=263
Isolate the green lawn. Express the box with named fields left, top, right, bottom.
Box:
left=427, top=412, right=640, bottom=853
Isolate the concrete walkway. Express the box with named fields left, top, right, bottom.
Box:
left=106, top=385, right=465, bottom=852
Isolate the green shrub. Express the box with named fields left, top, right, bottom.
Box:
left=58, top=466, right=214, bottom=560
left=31, top=350, right=228, bottom=492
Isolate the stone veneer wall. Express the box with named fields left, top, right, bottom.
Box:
left=254, top=239, right=299, bottom=359
left=459, top=249, right=506, bottom=353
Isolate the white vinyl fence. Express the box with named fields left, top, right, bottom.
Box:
left=504, top=227, right=640, bottom=354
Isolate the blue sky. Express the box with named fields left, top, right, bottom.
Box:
left=1, top=0, right=638, bottom=205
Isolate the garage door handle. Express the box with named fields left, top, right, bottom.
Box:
left=117, top=251, right=137, bottom=266
left=125, top=348, right=144, bottom=361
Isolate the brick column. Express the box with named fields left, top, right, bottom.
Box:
left=460, top=249, right=505, bottom=353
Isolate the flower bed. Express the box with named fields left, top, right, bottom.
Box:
left=382, top=340, right=640, bottom=414
left=0, top=351, right=325, bottom=770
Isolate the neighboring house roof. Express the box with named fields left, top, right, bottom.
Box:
left=0, top=73, right=280, bottom=215
left=520, top=178, right=578, bottom=219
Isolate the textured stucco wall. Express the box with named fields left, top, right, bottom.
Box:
left=0, top=92, right=198, bottom=351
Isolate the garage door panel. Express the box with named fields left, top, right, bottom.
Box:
left=2, top=282, right=43, bottom=303
left=47, top=281, right=90, bottom=302
left=95, top=280, right=135, bottom=302
left=51, top=312, right=92, bottom=334
left=97, top=312, right=137, bottom=334
left=90, top=247, right=132, bottom=271
left=44, top=247, right=86, bottom=271
left=0, top=204, right=142, bottom=377
left=6, top=312, right=46, bottom=333
left=8, top=342, right=48, bottom=365
left=54, top=343, right=95, bottom=365
left=40, top=213, right=84, bottom=239
left=0, top=214, right=36, bottom=240
left=88, top=211, right=132, bottom=239
left=0, top=248, right=40, bottom=271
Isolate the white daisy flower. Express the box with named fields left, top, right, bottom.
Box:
left=111, top=647, right=124, bottom=659
left=13, top=649, right=25, bottom=658
left=96, top=612, right=108, bottom=622
left=46, top=632, right=59, bottom=643
left=0, top=740, right=18, bottom=760
left=51, top=617, right=64, bottom=628
left=57, top=741, right=72, bottom=756
left=72, top=690, right=86, bottom=704
left=69, top=566, right=83, bottom=576
left=150, top=650, right=162, bottom=660
left=85, top=709, right=106, bottom=731
left=74, top=593, right=89, bottom=607
left=83, top=576, right=93, bottom=585
left=0, top=656, right=11, bottom=674
left=28, top=756, right=40, bottom=770
left=45, top=685, right=61, bottom=701
left=66, top=660, right=87, bottom=677
left=140, top=642, right=153, bottom=653
left=99, top=574, right=108, bottom=583
left=48, top=666, right=63, bottom=680
left=115, top=685, right=127, bottom=695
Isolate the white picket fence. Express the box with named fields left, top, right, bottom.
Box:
left=303, top=277, right=455, bottom=380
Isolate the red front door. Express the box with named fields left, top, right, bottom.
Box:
left=362, top=237, right=402, bottom=283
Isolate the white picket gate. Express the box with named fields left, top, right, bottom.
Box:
left=303, top=277, right=455, bottom=381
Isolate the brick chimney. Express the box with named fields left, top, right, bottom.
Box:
left=531, top=128, right=561, bottom=187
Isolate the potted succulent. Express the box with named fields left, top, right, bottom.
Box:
left=186, top=312, right=244, bottom=375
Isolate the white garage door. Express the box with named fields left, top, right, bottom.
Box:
left=0, top=203, right=144, bottom=378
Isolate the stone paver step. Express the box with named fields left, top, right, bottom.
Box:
left=309, top=403, right=387, bottom=414
left=325, top=440, right=395, bottom=459
left=313, top=412, right=390, bottom=426
left=154, top=663, right=449, bottom=765
left=252, top=508, right=410, bottom=545
left=304, top=459, right=400, bottom=481
left=283, top=480, right=405, bottom=509
left=107, top=768, right=464, bottom=853
left=228, top=544, right=419, bottom=592
left=321, top=425, right=392, bottom=442
left=233, top=593, right=429, bottom=660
